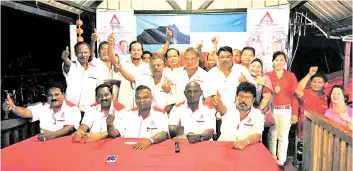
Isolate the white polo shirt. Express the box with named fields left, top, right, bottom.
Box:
left=28, top=100, right=81, bottom=132
left=169, top=100, right=216, bottom=134
left=63, top=61, right=103, bottom=112
left=171, top=67, right=208, bottom=104
left=203, top=64, right=255, bottom=107
left=218, top=106, right=264, bottom=141
left=81, top=101, right=125, bottom=133
left=163, top=67, right=180, bottom=79
left=116, top=106, right=169, bottom=138
left=118, top=59, right=152, bottom=109
left=135, top=74, right=175, bottom=109
left=91, top=58, right=122, bottom=100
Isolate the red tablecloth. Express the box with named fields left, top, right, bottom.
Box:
left=2, top=136, right=280, bottom=171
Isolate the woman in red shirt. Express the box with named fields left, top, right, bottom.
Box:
left=266, top=51, right=299, bottom=167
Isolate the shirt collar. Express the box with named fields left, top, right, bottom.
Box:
left=49, top=100, right=66, bottom=114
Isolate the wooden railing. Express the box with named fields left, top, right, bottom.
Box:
left=1, top=119, right=40, bottom=148
left=303, top=110, right=352, bottom=171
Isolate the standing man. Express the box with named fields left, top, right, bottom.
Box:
left=72, top=84, right=125, bottom=143
left=61, top=42, right=102, bottom=113
left=295, top=66, right=328, bottom=140
left=3, top=82, right=81, bottom=141
left=107, top=33, right=152, bottom=109
left=108, top=85, right=169, bottom=150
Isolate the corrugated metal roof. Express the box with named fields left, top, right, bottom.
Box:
left=39, top=0, right=95, bottom=14
left=304, top=0, right=352, bottom=23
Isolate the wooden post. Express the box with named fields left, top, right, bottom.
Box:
left=343, top=42, right=351, bottom=86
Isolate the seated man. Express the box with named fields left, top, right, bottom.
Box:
left=72, top=84, right=125, bottom=143
left=295, top=66, right=328, bottom=140
left=108, top=85, right=169, bottom=150
left=169, top=81, right=225, bottom=143
left=3, top=82, right=81, bottom=141
left=218, top=82, right=264, bottom=150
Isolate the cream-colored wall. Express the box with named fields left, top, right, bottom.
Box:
left=97, top=0, right=290, bottom=10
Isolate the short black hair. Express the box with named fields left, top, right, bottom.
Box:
left=45, top=82, right=66, bottom=95
left=135, top=85, right=152, bottom=95
left=310, top=71, right=328, bottom=83
left=143, top=51, right=153, bottom=57
left=217, top=46, right=233, bottom=56
left=165, top=48, right=180, bottom=60
left=241, top=47, right=256, bottom=56
left=250, top=58, right=263, bottom=67
left=327, top=84, right=349, bottom=107
left=74, top=41, right=91, bottom=55
left=95, top=83, right=113, bottom=97
left=236, top=82, right=257, bottom=99
left=129, top=41, right=143, bottom=52
left=98, top=41, right=108, bottom=53
left=272, top=51, right=287, bottom=62
left=119, top=40, right=127, bottom=45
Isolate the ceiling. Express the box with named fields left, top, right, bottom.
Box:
left=1, top=0, right=352, bottom=37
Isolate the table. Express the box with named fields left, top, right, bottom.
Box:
left=2, top=136, right=280, bottom=171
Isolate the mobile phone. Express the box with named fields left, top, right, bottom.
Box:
left=105, top=155, right=118, bottom=163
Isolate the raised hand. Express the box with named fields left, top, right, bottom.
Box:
left=106, top=110, right=115, bottom=126
left=161, top=78, right=172, bottom=93
left=256, top=76, right=265, bottom=85
left=308, top=66, right=318, bottom=76
left=212, top=91, right=222, bottom=107
left=61, top=46, right=70, bottom=60
left=108, top=32, right=115, bottom=46
left=211, top=36, right=219, bottom=44
left=239, top=74, right=247, bottom=82
left=91, top=28, right=98, bottom=42
left=4, top=94, right=15, bottom=112
left=166, top=28, right=173, bottom=39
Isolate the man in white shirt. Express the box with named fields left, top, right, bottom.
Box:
left=107, top=33, right=152, bottom=109
left=72, top=84, right=125, bottom=143
left=169, top=82, right=225, bottom=143
left=108, top=85, right=169, bottom=150
left=218, top=82, right=264, bottom=150
left=135, top=56, right=174, bottom=111
left=204, top=46, right=255, bottom=107
left=172, top=47, right=208, bottom=104
left=163, top=48, right=181, bottom=78
left=91, top=37, right=122, bottom=101
left=3, top=82, right=81, bottom=141
left=61, top=42, right=102, bottom=112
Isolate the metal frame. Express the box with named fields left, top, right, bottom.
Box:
left=198, top=0, right=214, bottom=10
left=1, top=1, right=75, bottom=24
left=134, top=8, right=247, bottom=15
left=165, top=0, right=182, bottom=10
left=56, top=1, right=95, bottom=13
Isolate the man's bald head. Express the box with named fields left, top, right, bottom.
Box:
left=185, top=81, right=201, bottom=90
left=184, top=81, right=202, bottom=104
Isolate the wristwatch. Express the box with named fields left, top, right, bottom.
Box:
left=199, top=135, right=204, bottom=142
left=245, top=139, right=251, bottom=145
left=148, top=137, right=155, bottom=144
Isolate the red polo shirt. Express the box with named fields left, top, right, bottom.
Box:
left=297, top=89, right=328, bottom=140
left=266, top=70, right=299, bottom=116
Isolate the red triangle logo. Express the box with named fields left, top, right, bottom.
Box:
left=110, top=14, right=120, bottom=25
left=260, top=11, right=273, bottom=24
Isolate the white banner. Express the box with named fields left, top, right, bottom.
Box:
left=246, top=6, right=290, bottom=72
left=96, top=10, right=136, bottom=56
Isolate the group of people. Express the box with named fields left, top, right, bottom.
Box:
left=3, top=29, right=352, bottom=168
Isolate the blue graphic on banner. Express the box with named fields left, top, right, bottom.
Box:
left=136, top=14, right=246, bottom=52
left=190, top=14, right=246, bottom=32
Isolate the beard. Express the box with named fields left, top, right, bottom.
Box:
left=236, top=102, right=251, bottom=112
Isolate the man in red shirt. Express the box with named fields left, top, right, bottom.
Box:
left=295, top=66, right=328, bottom=140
